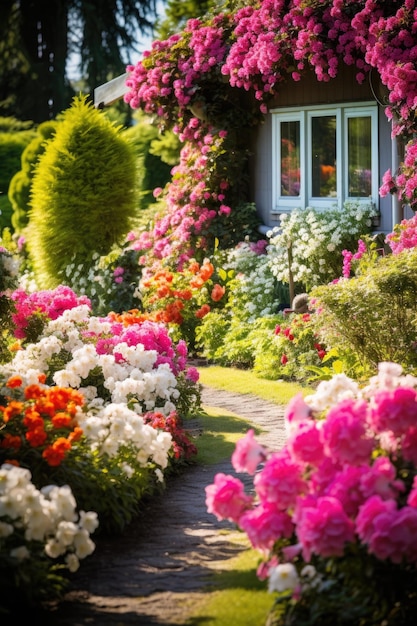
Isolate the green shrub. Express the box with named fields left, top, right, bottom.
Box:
left=0, top=119, right=36, bottom=231
left=312, top=247, right=417, bottom=375
left=8, top=120, right=57, bottom=233
left=27, top=95, right=138, bottom=289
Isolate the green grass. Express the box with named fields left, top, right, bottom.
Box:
left=197, top=365, right=313, bottom=405
left=185, top=537, right=275, bottom=626
left=194, top=406, right=262, bottom=465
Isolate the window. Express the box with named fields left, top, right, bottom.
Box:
left=272, top=103, right=378, bottom=212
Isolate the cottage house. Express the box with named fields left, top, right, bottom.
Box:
left=94, top=63, right=409, bottom=237
left=251, top=63, right=410, bottom=236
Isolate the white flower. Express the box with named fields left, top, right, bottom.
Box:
left=268, top=563, right=299, bottom=593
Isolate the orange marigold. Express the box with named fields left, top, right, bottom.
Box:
left=42, top=437, right=72, bottom=466
left=6, top=375, right=23, bottom=389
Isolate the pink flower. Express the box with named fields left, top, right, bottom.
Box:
left=239, top=503, right=293, bottom=552
left=321, top=398, right=374, bottom=465
left=185, top=366, right=200, bottom=383
left=231, top=429, right=266, bottom=475
left=205, top=473, right=252, bottom=523
left=407, top=476, right=417, bottom=508
left=369, top=387, right=417, bottom=436
left=254, top=451, right=307, bottom=510
left=284, top=393, right=311, bottom=435
left=295, top=496, right=355, bottom=561
left=360, top=457, right=405, bottom=501
left=287, top=420, right=324, bottom=466
left=356, top=495, right=397, bottom=545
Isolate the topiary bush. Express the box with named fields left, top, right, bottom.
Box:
left=27, top=95, right=138, bottom=289
left=312, top=247, right=417, bottom=375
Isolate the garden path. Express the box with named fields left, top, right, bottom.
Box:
left=31, top=382, right=287, bottom=625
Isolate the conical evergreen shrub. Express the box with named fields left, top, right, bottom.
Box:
left=27, top=95, right=138, bottom=289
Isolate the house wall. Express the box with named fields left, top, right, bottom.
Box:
left=249, top=65, right=400, bottom=234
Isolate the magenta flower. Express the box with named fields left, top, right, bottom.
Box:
left=239, top=503, right=293, bottom=552
left=231, top=429, right=266, bottom=475
left=205, top=473, right=253, bottom=523
left=295, top=495, right=355, bottom=561
left=254, top=451, right=307, bottom=510
left=321, top=398, right=374, bottom=465
left=368, top=386, right=417, bottom=436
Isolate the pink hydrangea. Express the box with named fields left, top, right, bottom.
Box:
left=321, top=398, right=374, bottom=465
left=205, top=473, right=253, bottom=524
left=254, top=451, right=307, bottom=510
left=231, top=429, right=266, bottom=475
left=239, top=502, right=293, bottom=552
left=368, top=387, right=417, bottom=436
left=287, top=420, right=325, bottom=466
left=294, top=495, right=355, bottom=562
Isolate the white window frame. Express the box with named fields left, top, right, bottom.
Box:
left=271, top=102, right=379, bottom=214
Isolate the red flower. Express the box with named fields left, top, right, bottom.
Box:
left=211, top=284, right=226, bottom=302
left=196, top=304, right=211, bottom=319
left=281, top=354, right=288, bottom=365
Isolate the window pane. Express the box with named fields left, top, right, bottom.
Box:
left=311, top=116, right=336, bottom=197
left=348, top=116, right=372, bottom=197
left=280, top=121, right=300, bottom=196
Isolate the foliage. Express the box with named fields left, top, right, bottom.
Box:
left=206, top=362, right=417, bottom=625
left=27, top=95, right=138, bottom=289
left=8, top=120, right=57, bottom=233
left=312, top=246, right=417, bottom=376
left=267, top=202, right=378, bottom=290
left=0, top=122, right=36, bottom=230
left=122, top=111, right=179, bottom=210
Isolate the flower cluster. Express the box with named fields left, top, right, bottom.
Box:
left=206, top=361, right=417, bottom=621
left=2, top=301, right=200, bottom=417
left=221, top=240, right=277, bottom=322
left=0, top=463, right=98, bottom=571
left=0, top=374, right=84, bottom=468
left=267, top=202, right=377, bottom=289
left=139, top=257, right=226, bottom=326
left=380, top=139, right=417, bottom=212
left=11, top=285, right=91, bottom=340
left=385, top=211, right=417, bottom=255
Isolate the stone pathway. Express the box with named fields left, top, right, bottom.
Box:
left=29, top=385, right=287, bottom=625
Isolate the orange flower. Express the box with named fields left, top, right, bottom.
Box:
left=51, top=412, right=72, bottom=428
left=188, top=261, right=200, bottom=274
left=68, top=426, right=83, bottom=443
left=199, top=260, right=214, bottom=281
left=26, top=426, right=47, bottom=447
left=195, top=304, right=211, bottom=319
left=23, top=407, right=44, bottom=429
left=38, top=373, right=47, bottom=384
left=157, top=285, right=172, bottom=298
left=6, top=375, right=23, bottom=389
left=211, top=283, right=226, bottom=302
left=1, top=401, right=24, bottom=423
left=173, top=289, right=193, bottom=301
left=24, top=384, right=44, bottom=400
left=190, top=276, right=205, bottom=289
left=42, top=437, right=72, bottom=466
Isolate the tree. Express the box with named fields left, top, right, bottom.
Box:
left=0, top=0, right=160, bottom=123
